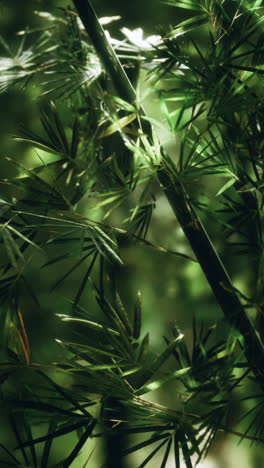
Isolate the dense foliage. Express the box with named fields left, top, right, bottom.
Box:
left=1, top=0, right=264, bottom=466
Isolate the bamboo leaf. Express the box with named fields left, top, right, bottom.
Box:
left=137, top=367, right=191, bottom=396
left=167, top=13, right=208, bottom=37
left=40, top=109, right=62, bottom=149
left=137, top=333, right=149, bottom=362
left=37, top=370, right=92, bottom=417
left=181, top=432, right=194, bottom=468
left=97, top=113, right=137, bottom=139
left=13, top=137, right=62, bottom=156
left=89, top=226, right=123, bottom=265
left=23, top=416, right=38, bottom=468
left=57, top=316, right=120, bottom=336
left=133, top=290, right=142, bottom=340
left=174, top=435, right=180, bottom=468
left=50, top=101, right=70, bottom=154
left=17, top=420, right=90, bottom=448
left=73, top=252, right=98, bottom=308
left=71, top=118, right=79, bottom=159
left=41, top=420, right=57, bottom=468
left=163, top=0, right=203, bottom=11
left=17, top=308, right=31, bottom=365
left=215, top=178, right=237, bottom=197
left=161, top=438, right=173, bottom=468
left=138, top=438, right=170, bottom=468
left=0, top=442, right=21, bottom=465
left=62, top=419, right=96, bottom=468
left=50, top=252, right=92, bottom=291
left=114, top=291, right=133, bottom=336
left=137, top=333, right=184, bottom=387
left=5, top=157, right=67, bottom=204
left=123, top=433, right=171, bottom=455
left=9, top=413, right=29, bottom=466
left=7, top=224, right=41, bottom=251
left=1, top=228, right=19, bottom=268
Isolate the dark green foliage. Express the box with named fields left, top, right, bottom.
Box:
left=1, top=0, right=264, bottom=466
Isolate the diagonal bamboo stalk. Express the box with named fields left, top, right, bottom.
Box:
left=72, top=0, right=264, bottom=380
left=72, top=0, right=135, bottom=104
left=157, top=167, right=264, bottom=378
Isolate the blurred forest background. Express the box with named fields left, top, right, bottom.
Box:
left=0, top=0, right=263, bottom=466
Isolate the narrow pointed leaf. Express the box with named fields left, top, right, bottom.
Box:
left=161, top=438, right=173, bottom=468
left=97, top=113, right=137, bottom=139
left=17, top=420, right=90, bottom=448
left=62, top=419, right=96, bottom=468
left=137, top=333, right=184, bottom=387
left=138, top=439, right=169, bottom=468
left=133, top=290, right=142, bottom=340
left=114, top=291, right=133, bottom=336
left=137, top=367, right=191, bottom=396
left=123, top=433, right=171, bottom=455
left=50, top=101, right=70, bottom=154
left=137, top=333, right=149, bottom=362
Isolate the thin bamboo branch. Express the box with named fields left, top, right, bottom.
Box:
left=72, top=0, right=264, bottom=380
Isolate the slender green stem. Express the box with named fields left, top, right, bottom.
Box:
left=72, top=0, right=264, bottom=380
left=72, top=0, right=135, bottom=103
left=157, top=166, right=264, bottom=377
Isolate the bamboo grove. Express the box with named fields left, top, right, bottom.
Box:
left=0, top=0, right=264, bottom=466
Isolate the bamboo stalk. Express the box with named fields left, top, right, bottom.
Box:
left=157, top=166, right=264, bottom=377
left=72, top=0, right=264, bottom=379
left=72, top=0, right=135, bottom=103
